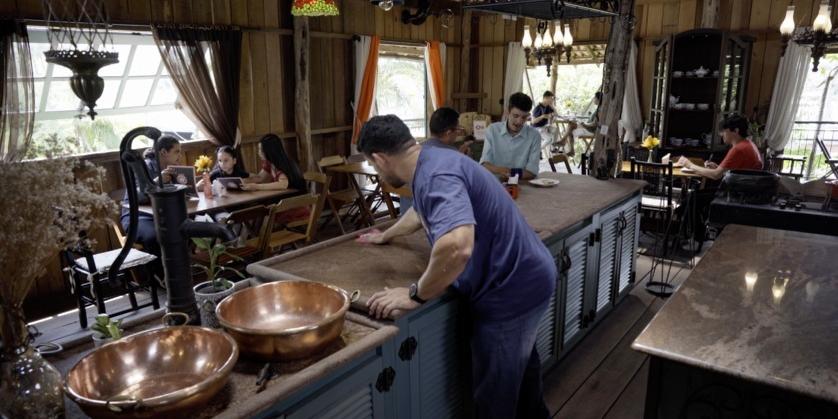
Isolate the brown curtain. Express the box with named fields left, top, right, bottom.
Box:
left=152, top=25, right=243, bottom=163
left=0, top=20, right=35, bottom=162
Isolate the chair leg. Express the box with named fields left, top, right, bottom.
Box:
left=74, top=273, right=88, bottom=329
left=147, top=265, right=160, bottom=310
left=564, top=159, right=573, bottom=174
left=329, top=199, right=347, bottom=234
left=126, top=272, right=139, bottom=310
left=92, top=275, right=107, bottom=314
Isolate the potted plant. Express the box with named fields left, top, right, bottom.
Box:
left=90, top=314, right=123, bottom=347
left=192, top=237, right=245, bottom=328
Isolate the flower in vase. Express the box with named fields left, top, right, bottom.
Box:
left=641, top=135, right=661, bottom=150
left=194, top=155, right=213, bottom=174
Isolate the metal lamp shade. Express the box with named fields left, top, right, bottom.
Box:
left=44, top=49, right=118, bottom=120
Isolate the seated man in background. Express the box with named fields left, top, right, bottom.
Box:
left=676, top=113, right=763, bottom=179
left=557, top=91, right=602, bottom=156
left=531, top=91, right=556, bottom=152
left=425, top=107, right=469, bottom=153
left=480, top=92, right=541, bottom=180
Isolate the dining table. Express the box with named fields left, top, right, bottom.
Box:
left=134, top=188, right=298, bottom=217
left=620, top=159, right=706, bottom=179
left=326, top=161, right=398, bottom=225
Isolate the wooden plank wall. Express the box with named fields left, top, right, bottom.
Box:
left=3, top=0, right=463, bottom=304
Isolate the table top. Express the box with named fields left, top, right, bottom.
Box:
left=326, top=162, right=379, bottom=176
left=620, top=159, right=704, bottom=178
left=136, top=189, right=297, bottom=216
left=632, top=224, right=838, bottom=403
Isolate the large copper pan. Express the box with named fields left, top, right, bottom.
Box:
left=216, top=280, right=353, bottom=360
left=64, top=313, right=238, bottom=418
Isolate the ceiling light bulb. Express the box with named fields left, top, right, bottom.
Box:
left=780, top=6, right=796, bottom=36
left=534, top=32, right=543, bottom=49
left=543, top=28, right=554, bottom=47
left=379, top=0, right=393, bottom=12
left=521, top=25, right=533, bottom=48
left=813, top=2, right=832, bottom=33
left=563, top=24, right=573, bottom=47
left=552, top=22, right=564, bottom=46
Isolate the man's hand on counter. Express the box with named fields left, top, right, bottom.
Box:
left=368, top=287, right=420, bottom=319
left=357, top=229, right=388, bottom=245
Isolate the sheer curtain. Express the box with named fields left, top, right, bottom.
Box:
left=765, top=42, right=811, bottom=152
left=153, top=25, right=243, bottom=151
left=352, top=35, right=380, bottom=144
left=0, top=20, right=35, bottom=162
left=503, top=42, right=526, bottom=114
left=424, top=41, right=446, bottom=110
left=620, top=41, right=642, bottom=143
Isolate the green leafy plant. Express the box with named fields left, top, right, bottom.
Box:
left=192, top=238, right=245, bottom=292
left=91, top=314, right=123, bottom=339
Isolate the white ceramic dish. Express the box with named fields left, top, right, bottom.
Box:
left=530, top=178, right=561, bottom=187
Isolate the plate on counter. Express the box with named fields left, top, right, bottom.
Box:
left=530, top=178, right=561, bottom=187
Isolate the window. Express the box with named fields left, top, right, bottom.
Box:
left=524, top=61, right=604, bottom=117
left=785, top=53, right=838, bottom=179
left=25, top=27, right=200, bottom=160
left=374, top=44, right=428, bottom=138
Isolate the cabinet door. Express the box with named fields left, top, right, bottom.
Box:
left=595, top=210, right=621, bottom=319
left=406, top=299, right=469, bottom=419
left=560, top=225, right=593, bottom=352
left=284, top=355, right=387, bottom=419
left=616, top=200, right=640, bottom=301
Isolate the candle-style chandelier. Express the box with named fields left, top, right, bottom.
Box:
left=779, top=0, right=837, bottom=72
left=522, top=21, right=573, bottom=76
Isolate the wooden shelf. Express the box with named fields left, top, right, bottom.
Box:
left=669, top=108, right=714, bottom=112
left=671, top=76, right=718, bottom=80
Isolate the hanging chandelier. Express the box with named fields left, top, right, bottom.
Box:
left=292, top=0, right=340, bottom=16
left=779, top=0, right=837, bottom=72
left=522, top=21, right=573, bottom=76
left=42, top=0, right=118, bottom=120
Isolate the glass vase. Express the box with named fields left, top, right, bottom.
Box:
left=0, top=304, right=65, bottom=418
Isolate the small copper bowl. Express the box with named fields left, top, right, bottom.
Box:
left=64, top=314, right=238, bottom=418
left=216, top=280, right=351, bottom=361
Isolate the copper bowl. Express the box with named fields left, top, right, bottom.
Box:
left=216, top=280, right=351, bottom=361
left=64, top=315, right=238, bottom=418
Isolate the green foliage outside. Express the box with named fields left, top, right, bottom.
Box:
left=525, top=63, right=604, bottom=117
left=25, top=118, right=122, bottom=160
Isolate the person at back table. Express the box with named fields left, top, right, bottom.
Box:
left=242, top=134, right=309, bottom=223
left=480, top=92, right=541, bottom=180
left=196, top=145, right=250, bottom=189
left=531, top=91, right=556, bottom=152
left=676, top=114, right=763, bottom=179
left=425, top=107, right=468, bottom=153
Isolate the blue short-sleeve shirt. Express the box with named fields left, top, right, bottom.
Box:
left=479, top=121, right=542, bottom=176
left=412, top=145, right=557, bottom=321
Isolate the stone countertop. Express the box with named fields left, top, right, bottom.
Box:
left=54, top=312, right=397, bottom=418
left=248, top=173, right=644, bottom=315
left=632, top=224, right=838, bottom=403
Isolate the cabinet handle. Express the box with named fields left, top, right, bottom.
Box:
left=562, top=248, right=571, bottom=273
left=589, top=232, right=596, bottom=247
left=398, top=337, right=418, bottom=361
left=375, top=367, right=396, bottom=393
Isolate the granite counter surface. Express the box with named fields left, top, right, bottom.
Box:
left=632, top=224, right=838, bottom=403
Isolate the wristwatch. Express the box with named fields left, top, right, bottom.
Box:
left=409, top=283, right=427, bottom=304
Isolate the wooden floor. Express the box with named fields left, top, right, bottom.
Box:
left=544, top=253, right=696, bottom=419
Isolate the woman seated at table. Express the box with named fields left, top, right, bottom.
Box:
left=196, top=145, right=250, bottom=189
left=243, top=134, right=309, bottom=223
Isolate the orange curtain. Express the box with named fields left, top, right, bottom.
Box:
left=352, top=36, right=380, bottom=144
left=426, top=41, right=445, bottom=109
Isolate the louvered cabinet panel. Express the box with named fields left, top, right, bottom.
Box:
left=562, top=234, right=589, bottom=347
left=408, top=301, right=468, bottom=419
left=596, top=217, right=620, bottom=315
left=285, top=355, right=385, bottom=419
left=618, top=203, right=639, bottom=298
left=535, top=290, right=558, bottom=367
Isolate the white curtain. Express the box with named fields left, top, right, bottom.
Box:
left=765, top=42, right=811, bottom=152
left=503, top=42, right=526, bottom=112
left=424, top=42, right=446, bottom=109
left=619, top=41, right=642, bottom=143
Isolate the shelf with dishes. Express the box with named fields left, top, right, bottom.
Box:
left=671, top=67, right=719, bottom=79
left=667, top=135, right=714, bottom=148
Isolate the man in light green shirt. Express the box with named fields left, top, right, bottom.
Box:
left=480, top=92, right=542, bottom=180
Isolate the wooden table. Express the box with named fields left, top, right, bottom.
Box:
left=327, top=162, right=396, bottom=224
left=135, top=189, right=297, bottom=216
left=620, top=160, right=705, bottom=178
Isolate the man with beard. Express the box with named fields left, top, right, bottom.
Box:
left=480, top=92, right=541, bottom=180
left=357, top=115, right=556, bottom=419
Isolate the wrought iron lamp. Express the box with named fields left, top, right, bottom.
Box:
left=522, top=21, right=573, bottom=76
left=779, top=0, right=837, bottom=72
left=42, top=0, right=118, bottom=120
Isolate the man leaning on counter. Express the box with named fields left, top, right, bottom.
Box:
left=356, top=115, right=557, bottom=419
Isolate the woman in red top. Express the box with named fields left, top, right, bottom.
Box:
left=243, top=134, right=309, bottom=223
left=676, top=114, right=763, bottom=180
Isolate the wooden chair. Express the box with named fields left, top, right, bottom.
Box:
left=548, top=154, right=573, bottom=174
left=815, top=138, right=838, bottom=178
left=765, top=155, right=806, bottom=180
left=380, top=181, right=413, bottom=218
left=61, top=228, right=160, bottom=329
left=262, top=172, right=327, bottom=255
left=318, top=155, right=365, bottom=234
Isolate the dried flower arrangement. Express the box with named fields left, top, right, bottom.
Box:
left=0, top=158, right=116, bottom=352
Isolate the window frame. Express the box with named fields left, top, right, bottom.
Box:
left=374, top=43, right=430, bottom=138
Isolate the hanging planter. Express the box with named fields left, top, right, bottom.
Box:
left=292, top=0, right=340, bottom=17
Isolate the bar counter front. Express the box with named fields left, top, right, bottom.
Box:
left=56, top=173, right=644, bottom=418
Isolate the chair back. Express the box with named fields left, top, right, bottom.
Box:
left=268, top=192, right=322, bottom=243
left=222, top=205, right=271, bottom=249
left=548, top=154, right=573, bottom=174
left=108, top=218, right=129, bottom=247
left=815, top=138, right=838, bottom=178
left=303, top=171, right=329, bottom=239
left=764, top=155, right=806, bottom=180
left=318, top=155, right=347, bottom=169
left=629, top=158, right=674, bottom=208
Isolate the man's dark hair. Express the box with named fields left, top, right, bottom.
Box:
left=429, top=107, right=460, bottom=137
left=507, top=92, right=533, bottom=112
left=357, top=115, right=415, bottom=156
left=721, top=114, right=749, bottom=138
left=543, top=91, right=554, bottom=98
left=143, top=135, right=179, bottom=159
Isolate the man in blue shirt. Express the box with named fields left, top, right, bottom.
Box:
left=480, top=92, right=542, bottom=180
left=359, top=115, right=556, bottom=419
